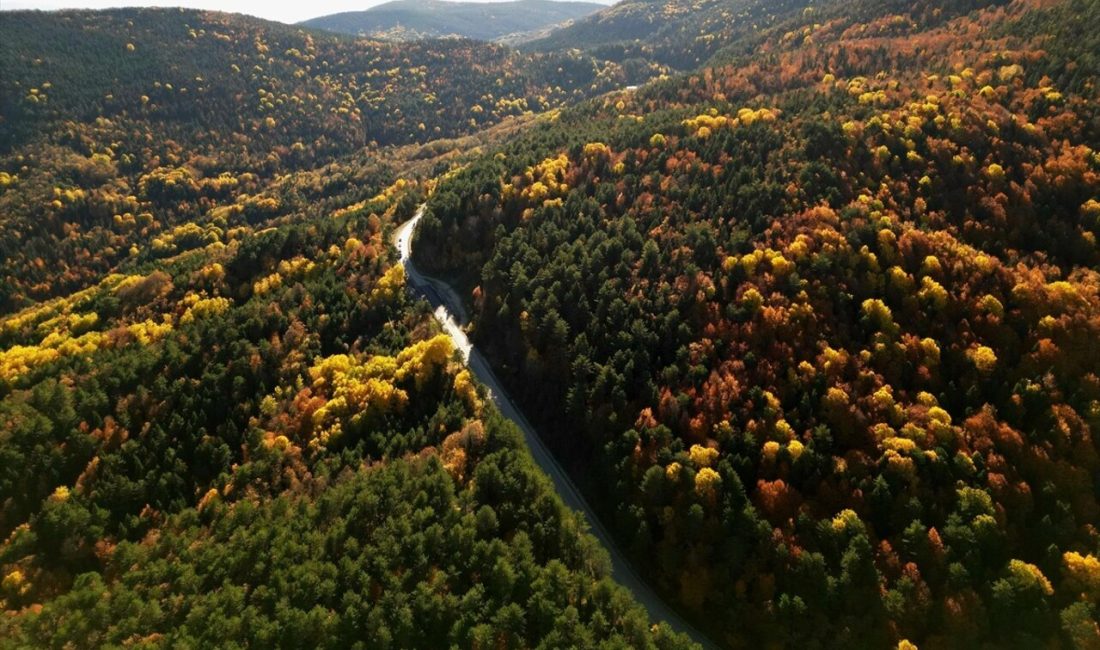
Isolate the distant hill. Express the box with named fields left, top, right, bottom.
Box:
left=527, top=0, right=1020, bottom=70
left=524, top=0, right=814, bottom=69
left=300, top=0, right=604, bottom=42
left=0, top=7, right=633, bottom=309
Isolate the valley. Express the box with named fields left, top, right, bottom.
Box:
left=1, top=0, right=1098, bottom=647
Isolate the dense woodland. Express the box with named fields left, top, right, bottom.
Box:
left=1, top=0, right=1098, bottom=646
left=0, top=8, right=650, bottom=313
left=0, top=152, right=692, bottom=648
left=300, top=0, right=604, bottom=43
left=0, top=7, right=699, bottom=648
left=416, top=0, right=1100, bottom=646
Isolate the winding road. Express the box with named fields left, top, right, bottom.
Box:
left=394, top=206, right=719, bottom=650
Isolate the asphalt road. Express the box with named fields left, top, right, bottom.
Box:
left=394, top=206, right=719, bottom=649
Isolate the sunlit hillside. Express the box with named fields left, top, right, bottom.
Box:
left=1, top=0, right=1098, bottom=647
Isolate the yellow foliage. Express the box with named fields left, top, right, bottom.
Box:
left=453, top=369, right=481, bottom=414
left=921, top=255, right=942, bottom=275
left=1063, top=552, right=1100, bottom=598
left=978, top=294, right=1004, bottom=317
left=308, top=358, right=406, bottom=445
left=741, top=250, right=763, bottom=274
left=583, top=142, right=612, bottom=160
left=872, top=386, right=895, bottom=409
left=689, top=444, right=719, bottom=468
left=741, top=287, right=764, bottom=310
left=770, top=253, right=794, bottom=276
left=831, top=509, right=862, bottom=532
left=968, top=345, right=998, bottom=373
left=824, top=387, right=849, bottom=408
left=277, top=256, right=315, bottom=280
left=1007, top=559, right=1054, bottom=596
left=928, top=406, right=952, bottom=425
left=180, top=296, right=230, bottom=324
left=370, top=264, right=405, bottom=306
left=884, top=437, right=918, bottom=453
left=1046, top=281, right=1080, bottom=306
left=862, top=298, right=894, bottom=329
left=253, top=272, right=283, bottom=295
left=888, top=266, right=912, bottom=290
left=2, top=342, right=62, bottom=381
left=395, top=334, right=453, bottom=389
left=127, top=318, right=173, bottom=345
left=2, top=570, right=27, bottom=596
left=198, top=488, right=221, bottom=512
left=886, top=450, right=916, bottom=477
left=920, top=337, right=941, bottom=362
left=307, top=335, right=454, bottom=446
left=665, top=461, right=682, bottom=481
left=518, top=154, right=570, bottom=205
left=919, top=277, right=948, bottom=309
left=198, top=262, right=225, bottom=285
left=694, top=467, right=721, bottom=497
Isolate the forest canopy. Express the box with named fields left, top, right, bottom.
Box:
left=2, top=0, right=1099, bottom=647
left=415, top=0, right=1100, bottom=646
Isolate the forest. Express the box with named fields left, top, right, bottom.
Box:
left=2, top=0, right=1099, bottom=646
left=415, top=0, right=1100, bottom=646
left=0, top=148, right=692, bottom=648
left=0, top=7, right=653, bottom=313
left=0, top=8, right=699, bottom=647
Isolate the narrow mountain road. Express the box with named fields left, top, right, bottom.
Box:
left=394, top=206, right=719, bottom=650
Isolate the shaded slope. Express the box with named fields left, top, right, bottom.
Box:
left=301, top=0, right=603, bottom=42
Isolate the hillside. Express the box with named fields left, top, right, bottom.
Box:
left=526, top=0, right=1019, bottom=70
left=416, top=0, right=1100, bottom=645
left=2, top=0, right=1099, bottom=646
left=525, top=0, right=811, bottom=69
left=301, top=0, right=604, bottom=42
left=0, top=8, right=642, bottom=314
left=0, top=169, right=694, bottom=648
left=0, top=9, right=696, bottom=647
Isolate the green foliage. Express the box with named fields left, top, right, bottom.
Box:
left=7, top=430, right=691, bottom=649
left=302, top=0, right=603, bottom=43
left=418, top=0, right=1100, bottom=645
left=0, top=7, right=634, bottom=313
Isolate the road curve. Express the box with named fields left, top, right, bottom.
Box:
left=394, top=206, right=719, bottom=650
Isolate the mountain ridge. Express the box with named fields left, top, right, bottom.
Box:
left=300, top=0, right=604, bottom=42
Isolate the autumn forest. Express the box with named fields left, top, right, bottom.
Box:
left=0, top=0, right=1098, bottom=647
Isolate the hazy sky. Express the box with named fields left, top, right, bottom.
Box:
left=1, top=0, right=611, bottom=25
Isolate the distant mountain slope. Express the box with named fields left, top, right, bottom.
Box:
left=526, top=0, right=1012, bottom=69
left=0, top=7, right=635, bottom=311
left=301, top=0, right=603, bottom=42
left=525, top=0, right=811, bottom=68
